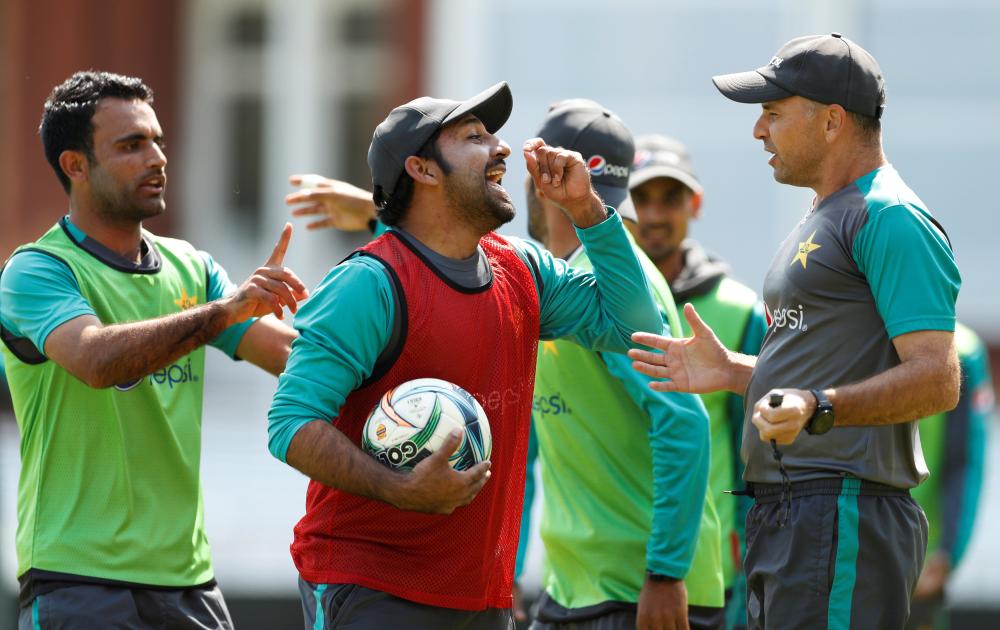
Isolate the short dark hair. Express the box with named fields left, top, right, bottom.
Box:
left=376, top=128, right=448, bottom=226
left=39, top=71, right=154, bottom=192
left=849, top=110, right=881, bottom=146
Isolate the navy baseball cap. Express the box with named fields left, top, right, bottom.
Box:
left=630, top=134, right=703, bottom=195
left=535, top=100, right=636, bottom=221
left=712, top=33, right=885, bottom=119
left=368, top=81, right=513, bottom=207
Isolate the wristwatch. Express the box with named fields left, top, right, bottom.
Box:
left=646, top=570, right=681, bottom=583
left=805, top=389, right=835, bottom=435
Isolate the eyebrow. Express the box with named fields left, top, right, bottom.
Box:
left=112, top=132, right=163, bottom=144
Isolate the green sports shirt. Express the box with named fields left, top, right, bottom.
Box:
left=521, top=240, right=725, bottom=609
left=0, top=218, right=252, bottom=590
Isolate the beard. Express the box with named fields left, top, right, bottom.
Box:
left=444, top=162, right=515, bottom=234
left=89, top=164, right=165, bottom=224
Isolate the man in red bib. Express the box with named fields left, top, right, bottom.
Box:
left=268, top=82, right=663, bottom=629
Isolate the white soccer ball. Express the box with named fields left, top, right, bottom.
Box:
left=362, top=378, right=492, bottom=471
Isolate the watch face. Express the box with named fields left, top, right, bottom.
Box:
left=809, top=408, right=835, bottom=435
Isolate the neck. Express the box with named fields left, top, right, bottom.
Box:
left=398, top=197, right=483, bottom=259
left=812, top=143, right=887, bottom=205
left=67, top=195, right=144, bottom=262
left=542, top=204, right=580, bottom=260
left=656, top=248, right=686, bottom=284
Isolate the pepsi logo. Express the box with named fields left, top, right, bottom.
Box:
left=588, top=155, right=607, bottom=176
left=633, top=150, right=652, bottom=168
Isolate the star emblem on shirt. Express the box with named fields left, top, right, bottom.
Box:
left=174, top=288, right=198, bottom=310
left=541, top=341, right=559, bottom=356
left=790, top=230, right=822, bottom=269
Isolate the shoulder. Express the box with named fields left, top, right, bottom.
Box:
left=2, top=248, right=77, bottom=291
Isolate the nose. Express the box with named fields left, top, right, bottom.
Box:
left=493, top=136, right=512, bottom=160
left=752, top=112, right=768, bottom=141
left=148, top=142, right=167, bottom=169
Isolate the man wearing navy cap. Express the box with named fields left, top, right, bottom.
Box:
left=269, top=83, right=661, bottom=629
left=630, top=34, right=962, bottom=629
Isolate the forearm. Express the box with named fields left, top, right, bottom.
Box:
left=285, top=420, right=405, bottom=504
left=828, top=353, right=959, bottom=426
left=575, top=212, right=661, bottom=352
left=648, top=392, right=710, bottom=577
left=727, top=352, right=757, bottom=395
left=236, top=315, right=298, bottom=376
left=79, top=301, right=232, bottom=388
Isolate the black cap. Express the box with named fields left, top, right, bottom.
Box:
left=368, top=81, right=513, bottom=206
left=535, top=100, right=636, bottom=220
left=712, top=33, right=885, bottom=119
left=630, top=134, right=702, bottom=195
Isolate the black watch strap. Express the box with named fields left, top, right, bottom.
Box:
left=646, top=570, right=681, bottom=582
left=806, top=388, right=834, bottom=435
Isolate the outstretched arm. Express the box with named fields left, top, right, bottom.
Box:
left=42, top=224, right=307, bottom=389
left=286, top=174, right=377, bottom=232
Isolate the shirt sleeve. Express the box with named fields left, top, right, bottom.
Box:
left=514, top=418, right=539, bottom=581
left=267, top=256, right=395, bottom=463
left=939, top=344, right=992, bottom=566
left=600, top=348, right=710, bottom=579
left=199, top=251, right=257, bottom=358
left=0, top=250, right=96, bottom=353
left=851, top=204, right=961, bottom=338
left=512, top=209, right=661, bottom=353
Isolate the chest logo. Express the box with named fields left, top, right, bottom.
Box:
left=174, top=287, right=198, bottom=310
left=541, top=341, right=559, bottom=356
left=790, top=230, right=822, bottom=269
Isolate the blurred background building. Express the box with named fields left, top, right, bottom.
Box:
left=1, top=0, right=998, bottom=628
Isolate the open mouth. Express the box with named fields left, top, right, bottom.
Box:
left=139, top=174, right=166, bottom=195
left=485, top=164, right=506, bottom=191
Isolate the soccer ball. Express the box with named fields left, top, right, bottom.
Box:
left=362, top=378, right=492, bottom=471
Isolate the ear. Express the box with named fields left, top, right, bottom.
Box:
left=690, top=191, right=704, bottom=220
left=403, top=155, right=440, bottom=186
left=825, top=105, right=847, bottom=142
left=58, top=150, right=89, bottom=185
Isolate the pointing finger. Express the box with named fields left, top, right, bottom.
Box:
left=266, top=223, right=293, bottom=266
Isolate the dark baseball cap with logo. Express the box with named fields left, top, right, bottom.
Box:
left=535, top=100, right=636, bottom=220
left=368, top=81, right=513, bottom=207
left=712, top=33, right=885, bottom=119
left=630, top=134, right=703, bottom=195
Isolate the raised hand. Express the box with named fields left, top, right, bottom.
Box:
left=286, top=174, right=377, bottom=232
left=224, top=223, right=309, bottom=323
left=390, top=430, right=491, bottom=515
left=629, top=303, right=735, bottom=394
left=523, top=138, right=607, bottom=228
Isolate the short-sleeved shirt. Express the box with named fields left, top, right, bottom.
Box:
left=743, top=165, right=961, bottom=487
left=0, top=216, right=254, bottom=595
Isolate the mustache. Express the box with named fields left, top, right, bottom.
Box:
left=485, top=159, right=506, bottom=173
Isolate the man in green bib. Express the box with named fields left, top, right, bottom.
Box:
left=629, top=135, right=767, bottom=630
left=517, top=100, right=725, bottom=630
left=1, top=71, right=306, bottom=629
